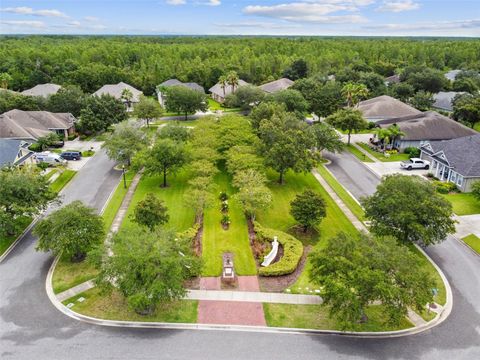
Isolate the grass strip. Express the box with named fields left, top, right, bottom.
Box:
left=346, top=144, right=374, bottom=163
left=50, top=169, right=76, bottom=193
left=441, top=192, right=480, bottom=216
left=357, top=143, right=410, bottom=162
left=462, top=234, right=480, bottom=254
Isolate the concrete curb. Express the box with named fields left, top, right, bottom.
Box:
left=453, top=235, right=480, bottom=258
left=0, top=217, right=38, bottom=263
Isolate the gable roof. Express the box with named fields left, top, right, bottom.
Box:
left=0, top=139, right=23, bottom=167
left=424, top=134, right=480, bottom=177
left=0, top=109, right=75, bottom=140
left=259, top=78, right=294, bottom=93
left=160, top=79, right=183, bottom=87
left=377, top=111, right=477, bottom=141
left=357, top=95, right=422, bottom=121
left=21, top=83, right=61, bottom=98
left=445, top=70, right=462, bottom=81
left=93, top=82, right=143, bottom=102
left=159, top=79, right=205, bottom=93
left=209, top=79, right=249, bottom=98
left=433, top=91, right=465, bottom=112
left=384, top=74, right=401, bottom=84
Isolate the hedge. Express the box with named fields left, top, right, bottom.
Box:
left=254, top=222, right=303, bottom=277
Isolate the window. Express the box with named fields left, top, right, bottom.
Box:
left=450, top=172, right=457, bottom=183
left=457, top=176, right=463, bottom=187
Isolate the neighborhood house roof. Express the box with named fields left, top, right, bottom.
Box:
left=422, top=134, right=480, bottom=177
left=357, top=95, right=422, bottom=121
left=0, top=139, right=23, bottom=167
left=21, top=83, right=61, bottom=98
left=159, top=79, right=205, bottom=93
left=93, top=82, right=143, bottom=102
left=433, top=91, right=465, bottom=112
left=259, top=78, right=294, bottom=93
left=0, top=109, right=75, bottom=140
left=377, top=111, right=477, bottom=141
left=444, top=70, right=462, bottom=81
left=209, top=79, right=249, bottom=98
left=384, top=74, right=401, bottom=84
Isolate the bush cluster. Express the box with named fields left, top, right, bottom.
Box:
left=433, top=180, right=458, bottom=194
left=254, top=222, right=303, bottom=277
left=404, top=147, right=421, bottom=158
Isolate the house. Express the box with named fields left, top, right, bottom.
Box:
left=0, top=139, right=35, bottom=168
left=433, top=91, right=465, bottom=112
left=21, top=83, right=61, bottom=98
left=157, top=79, right=205, bottom=107
left=357, top=95, right=422, bottom=123
left=0, top=109, right=76, bottom=141
left=209, top=79, right=249, bottom=103
left=444, top=70, right=462, bottom=82
left=384, top=74, right=401, bottom=86
left=93, top=82, right=143, bottom=111
left=420, top=134, right=480, bottom=192
left=259, top=78, right=294, bottom=94
left=376, top=111, right=477, bottom=150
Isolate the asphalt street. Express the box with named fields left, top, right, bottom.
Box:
left=1, top=149, right=479, bottom=360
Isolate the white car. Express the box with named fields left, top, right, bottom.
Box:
left=400, top=158, right=430, bottom=170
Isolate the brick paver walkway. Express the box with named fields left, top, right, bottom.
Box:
left=198, top=300, right=266, bottom=326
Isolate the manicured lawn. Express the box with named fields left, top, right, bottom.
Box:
left=316, top=165, right=365, bottom=221
left=63, top=287, right=198, bottom=323
left=462, top=234, right=480, bottom=254
left=0, top=216, right=32, bottom=256
left=263, top=303, right=413, bottom=332
left=202, top=170, right=257, bottom=276
left=474, top=123, right=480, bottom=132
left=121, top=170, right=195, bottom=233
left=357, top=143, right=410, bottom=162
left=50, top=169, right=76, bottom=193
left=442, top=192, right=480, bottom=215
left=345, top=144, right=374, bottom=163
left=208, top=98, right=224, bottom=111
left=52, top=254, right=98, bottom=294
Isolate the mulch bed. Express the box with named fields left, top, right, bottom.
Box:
left=193, top=215, right=203, bottom=257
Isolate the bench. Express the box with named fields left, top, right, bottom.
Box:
left=261, top=236, right=279, bottom=267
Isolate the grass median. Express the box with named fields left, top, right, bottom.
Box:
left=462, top=234, right=480, bottom=254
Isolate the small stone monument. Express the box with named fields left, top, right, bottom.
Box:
left=222, top=252, right=235, bottom=284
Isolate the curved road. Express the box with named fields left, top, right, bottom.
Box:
left=1, top=150, right=479, bottom=359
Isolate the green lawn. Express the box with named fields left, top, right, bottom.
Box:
left=442, top=192, right=480, bottom=215
left=50, top=169, right=76, bottom=193
left=345, top=144, right=374, bottom=163
left=208, top=98, right=224, bottom=111
left=63, top=287, right=198, bottom=323
left=121, top=170, right=195, bottom=233
left=0, top=216, right=32, bottom=256
left=202, top=170, right=257, bottom=276
left=474, top=123, right=480, bottom=132
left=257, top=170, right=359, bottom=293
left=316, top=166, right=365, bottom=221
left=357, top=143, right=410, bottom=162
left=52, top=254, right=98, bottom=294
left=462, top=234, right=480, bottom=254
left=263, top=303, right=413, bottom=332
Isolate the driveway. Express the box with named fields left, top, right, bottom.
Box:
left=364, top=161, right=430, bottom=178
left=455, top=214, right=480, bottom=238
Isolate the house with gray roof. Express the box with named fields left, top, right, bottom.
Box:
left=0, top=139, right=35, bottom=168
left=157, top=79, right=205, bottom=107
left=259, top=78, right=294, bottom=94
left=376, top=111, right=477, bottom=150
left=420, top=134, right=480, bottom=192
left=0, top=109, right=76, bottom=141
left=433, top=91, right=465, bottom=112
left=384, top=74, right=401, bottom=86
left=21, top=83, right=61, bottom=98
left=209, top=79, right=249, bottom=103
left=93, top=82, right=143, bottom=111
left=357, top=95, right=422, bottom=123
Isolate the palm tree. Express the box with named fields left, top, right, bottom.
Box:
left=0, top=73, right=13, bottom=90
left=218, top=75, right=228, bottom=98
left=374, top=128, right=391, bottom=150
left=121, top=88, right=134, bottom=109
left=386, top=124, right=405, bottom=150
left=226, top=71, right=239, bottom=94
left=342, top=83, right=369, bottom=108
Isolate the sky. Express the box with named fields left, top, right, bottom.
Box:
left=0, top=0, right=479, bottom=37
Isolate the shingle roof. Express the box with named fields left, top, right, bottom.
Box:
left=433, top=91, right=465, bottom=112
left=159, top=79, right=205, bottom=93
left=444, top=70, right=462, bottom=81
left=384, top=74, right=401, bottom=84
left=377, top=111, right=477, bottom=141
left=93, top=82, right=143, bottom=102
left=0, top=139, right=22, bottom=167
left=209, top=79, right=249, bottom=98
left=357, top=95, right=421, bottom=121
left=21, top=83, right=61, bottom=98
left=0, top=109, right=75, bottom=140
left=426, top=134, right=480, bottom=177
left=160, top=79, right=183, bottom=87
left=259, top=78, right=294, bottom=93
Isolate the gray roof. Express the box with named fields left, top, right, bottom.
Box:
left=445, top=70, right=462, bottom=81
left=377, top=111, right=477, bottom=141
left=259, top=78, right=294, bottom=93
left=159, top=79, right=205, bottom=93
left=209, top=79, right=249, bottom=98
left=160, top=79, right=183, bottom=87
left=424, top=134, right=480, bottom=177
left=384, top=74, right=401, bottom=84
left=0, top=109, right=75, bottom=140
left=0, top=139, right=22, bottom=167
left=93, top=82, right=143, bottom=102
left=358, top=95, right=422, bottom=121
left=21, top=83, right=61, bottom=98
left=433, top=91, right=465, bottom=112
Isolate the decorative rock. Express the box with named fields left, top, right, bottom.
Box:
left=77, top=297, right=85, bottom=303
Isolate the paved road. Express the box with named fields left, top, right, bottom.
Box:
left=1, top=149, right=479, bottom=359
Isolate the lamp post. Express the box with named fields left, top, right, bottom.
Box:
left=122, top=164, right=127, bottom=189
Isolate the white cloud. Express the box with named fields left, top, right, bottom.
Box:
left=205, top=0, right=221, bottom=6
left=0, top=6, right=68, bottom=18
left=166, top=0, right=186, bottom=5
left=84, top=16, right=100, bottom=22
left=215, top=21, right=302, bottom=29
left=0, top=20, right=46, bottom=28
left=364, top=19, right=480, bottom=32
left=376, top=1, right=420, bottom=13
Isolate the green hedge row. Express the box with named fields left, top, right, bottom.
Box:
left=254, top=222, right=304, bottom=277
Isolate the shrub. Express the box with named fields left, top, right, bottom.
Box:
left=472, top=181, right=480, bottom=201
left=37, top=162, right=49, bottom=171
left=219, top=191, right=228, bottom=201
left=221, top=200, right=229, bottom=212
left=433, top=180, right=458, bottom=194
left=68, top=133, right=77, bottom=141
left=28, top=143, right=42, bottom=152
left=404, top=147, right=421, bottom=158
left=254, top=222, right=303, bottom=276
left=385, top=149, right=397, bottom=155
left=367, top=122, right=376, bottom=130
left=221, top=214, right=230, bottom=226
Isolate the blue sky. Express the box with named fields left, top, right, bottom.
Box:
left=0, top=1, right=479, bottom=36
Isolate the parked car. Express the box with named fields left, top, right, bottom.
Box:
left=400, top=158, right=430, bottom=170
left=60, top=151, right=82, bottom=161
left=34, top=152, right=67, bottom=166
